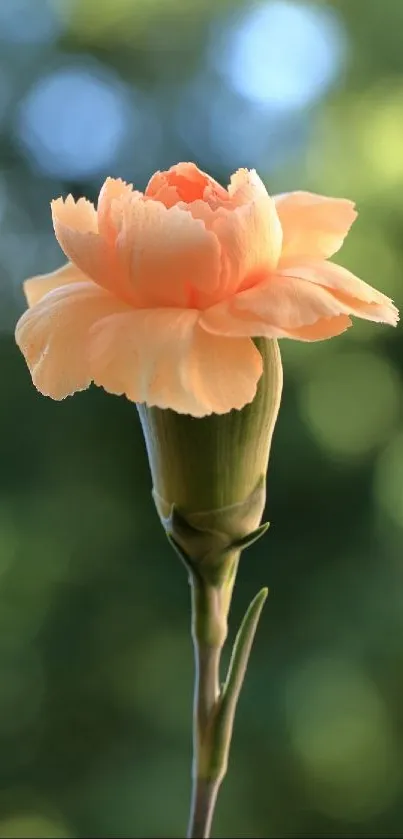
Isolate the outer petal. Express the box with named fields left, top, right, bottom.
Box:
left=51, top=195, right=126, bottom=299
left=275, top=191, right=357, bottom=263
left=280, top=260, right=399, bottom=325
left=200, top=272, right=367, bottom=342
left=24, top=262, right=90, bottom=306
left=114, top=198, right=221, bottom=308
left=53, top=194, right=98, bottom=233
left=223, top=169, right=282, bottom=283
left=284, top=315, right=352, bottom=341
left=90, top=309, right=262, bottom=416
left=52, top=191, right=221, bottom=309
left=97, top=177, right=136, bottom=242
left=15, top=282, right=130, bottom=399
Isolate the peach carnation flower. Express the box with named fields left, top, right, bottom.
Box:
left=15, top=163, right=398, bottom=417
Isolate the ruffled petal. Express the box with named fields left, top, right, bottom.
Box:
left=53, top=194, right=98, bottom=233
left=228, top=168, right=270, bottom=206
left=97, top=177, right=136, bottom=242
left=24, top=262, right=90, bottom=306
left=143, top=171, right=180, bottom=209
left=146, top=162, right=228, bottom=209
left=284, top=315, right=352, bottom=341
left=282, top=261, right=399, bottom=326
left=280, top=260, right=399, bottom=325
left=114, top=198, right=221, bottom=308
left=51, top=195, right=139, bottom=306
left=212, top=198, right=282, bottom=295
left=15, top=282, right=130, bottom=399
left=90, top=308, right=262, bottom=416
left=225, top=170, right=282, bottom=282
left=201, top=255, right=399, bottom=341
left=186, top=169, right=282, bottom=298
left=275, top=191, right=357, bottom=263
left=200, top=274, right=355, bottom=338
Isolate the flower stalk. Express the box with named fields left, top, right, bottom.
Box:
left=185, top=551, right=268, bottom=838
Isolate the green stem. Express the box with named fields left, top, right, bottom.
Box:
left=187, top=574, right=228, bottom=839
left=187, top=776, right=221, bottom=839
left=186, top=563, right=268, bottom=838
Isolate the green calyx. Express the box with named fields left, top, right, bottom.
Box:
left=156, top=477, right=269, bottom=583
left=137, top=338, right=283, bottom=576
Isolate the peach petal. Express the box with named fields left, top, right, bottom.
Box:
left=200, top=274, right=352, bottom=338
left=185, top=173, right=282, bottom=297
left=51, top=195, right=138, bottom=305
left=52, top=195, right=98, bottom=232
left=212, top=197, right=282, bottom=294
left=52, top=196, right=107, bottom=279
left=114, top=198, right=221, bottom=308
left=275, top=191, right=357, bottom=262
left=228, top=168, right=270, bottom=206
left=24, top=262, right=90, bottom=306
left=97, top=177, right=135, bottom=242
left=146, top=183, right=180, bottom=208
left=150, top=168, right=281, bottom=299
left=284, top=314, right=352, bottom=341
left=227, top=171, right=283, bottom=274
left=146, top=162, right=228, bottom=209
left=281, top=260, right=399, bottom=325
left=144, top=171, right=180, bottom=208
left=145, top=170, right=167, bottom=197
left=90, top=309, right=262, bottom=416
left=15, top=282, right=130, bottom=399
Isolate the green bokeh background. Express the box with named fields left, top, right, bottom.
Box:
left=2, top=0, right=403, bottom=836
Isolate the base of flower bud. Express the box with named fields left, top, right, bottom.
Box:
left=154, top=475, right=268, bottom=586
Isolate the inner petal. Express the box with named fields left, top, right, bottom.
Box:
left=146, top=162, right=229, bottom=208
left=115, top=198, right=222, bottom=308
left=97, top=177, right=136, bottom=243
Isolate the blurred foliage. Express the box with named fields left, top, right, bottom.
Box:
left=1, top=0, right=403, bottom=836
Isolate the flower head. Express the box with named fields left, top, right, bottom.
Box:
left=15, top=162, right=398, bottom=417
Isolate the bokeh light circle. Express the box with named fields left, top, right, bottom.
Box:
left=298, top=350, right=401, bottom=460
left=286, top=655, right=401, bottom=819
left=212, top=0, right=346, bottom=111
left=15, top=63, right=132, bottom=179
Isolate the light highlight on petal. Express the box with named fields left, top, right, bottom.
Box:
left=275, top=191, right=357, bottom=263
left=97, top=176, right=135, bottom=242
left=24, top=262, right=90, bottom=306
left=114, top=198, right=221, bottom=308
left=201, top=274, right=356, bottom=339
left=281, top=260, right=399, bottom=326
left=186, top=168, right=282, bottom=297
left=51, top=195, right=116, bottom=295
left=90, top=309, right=262, bottom=416
left=16, top=282, right=129, bottom=399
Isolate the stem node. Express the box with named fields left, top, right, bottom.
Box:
left=186, top=571, right=268, bottom=838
